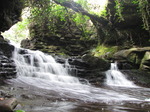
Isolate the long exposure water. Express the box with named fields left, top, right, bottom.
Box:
left=8, top=43, right=150, bottom=112
left=105, top=62, right=137, bottom=87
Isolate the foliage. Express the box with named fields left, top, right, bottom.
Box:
left=76, top=0, right=88, bottom=10
left=28, top=0, right=95, bottom=39
left=114, top=0, right=124, bottom=21
left=114, top=0, right=150, bottom=31
left=132, top=0, right=139, bottom=4
left=15, top=110, right=26, bottom=112
left=72, top=13, right=94, bottom=38
left=137, top=0, right=150, bottom=31
left=100, top=9, right=108, bottom=18
left=132, top=0, right=150, bottom=31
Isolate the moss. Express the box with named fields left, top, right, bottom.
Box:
left=91, top=45, right=118, bottom=59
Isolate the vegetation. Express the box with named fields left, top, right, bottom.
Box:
left=27, top=0, right=107, bottom=40
left=91, top=45, right=118, bottom=58
left=15, top=110, right=26, bottom=112
left=114, top=0, right=124, bottom=21
left=2, top=0, right=150, bottom=56
left=137, top=0, right=150, bottom=31
left=114, top=0, right=150, bottom=31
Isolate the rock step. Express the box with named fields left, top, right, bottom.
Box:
left=0, top=52, right=17, bottom=78
left=0, top=68, right=16, bottom=71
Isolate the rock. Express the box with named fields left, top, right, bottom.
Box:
left=21, top=38, right=31, bottom=48
left=112, top=47, right=150, bottom=70
left=122, top=70, right=150, bottom=87
left=0, top=0, right=23, bottom=32
left=0, top=98, right=18, bottom=112
left=0, top=42, right=15, bottom=58
left=64, top=55, right=109, bottom=85
left=103, top=0, right=150, bottom=46
left=82, top=54, right=110, bottom=71
left=0, top=51, right=16, bottom=78
left=140, top=51, right=150, bottom=70
left=0, top=38, right=17, bottom=79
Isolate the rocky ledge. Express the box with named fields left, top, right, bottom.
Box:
left=0, top=52, right=16, bottom=79
left=0, top=40, right=16, bottom=79
left=112, top=47, right=150, bottom=71
left=56, top=54, right=110, bottom=85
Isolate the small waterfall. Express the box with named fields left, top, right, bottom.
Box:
left=10, top=42, right=147, bottom=103
left=105, top=62, right=137, bottom=87
left=12, top=47, right=80, bottom=84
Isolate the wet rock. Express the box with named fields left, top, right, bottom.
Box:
left=0, top=51, right=16, bottom=78
left=122, top=70, right=150, bottom=87
left=0, top=98, right=18, bottom=112
left=64, top=55, right=109, bottom=85
left=68, top=58, right=89, bottom=69
left=0, top=90, right=13, bottom=98
left=81, top=54, right=110, bottom=71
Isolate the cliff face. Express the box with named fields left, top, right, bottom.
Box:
left=0, top=0, right=24, bottom=55
left=0, top=0, right=24, bottom=78
left=0, top=0, right=23, bottom=32
left=97, top=0, right=150, bottom=47
left=21, top=16, right=97, bottom=56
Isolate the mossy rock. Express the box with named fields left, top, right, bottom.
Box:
left=113, top=47, right=150, bottom=69
left=140, top=51, right=150, bottom=70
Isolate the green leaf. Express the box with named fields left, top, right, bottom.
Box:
left=15, top=110, right=26, bottom=112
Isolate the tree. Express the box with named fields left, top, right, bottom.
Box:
left=28, top=0, right=150, bottom=46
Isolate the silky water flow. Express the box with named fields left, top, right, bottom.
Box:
left=105, top=62, right=137, bottom=87
left=8, top=42, right=150, bottom=112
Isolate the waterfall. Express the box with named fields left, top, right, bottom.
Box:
left=12, top=46, right=80, bottom=84
left=10, top=42, right=146, bottom=103
left=105, top=62, right=137, bottom=87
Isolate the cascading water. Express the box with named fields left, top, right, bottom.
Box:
left=105, top=62, right=137, bottom=87
left=7, top=42, right=150, bottom=112
left=13, top=46, right=80, bottom=84
left=10, top=44, right=140, bottom=101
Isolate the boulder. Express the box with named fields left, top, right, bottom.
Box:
left=81, top=54, right=110, bottom=71
left=112, top=47, right=150, bottom=70
left=0, top=98, right=18, bottom=112
left=140, top=51, right=150, bottom=70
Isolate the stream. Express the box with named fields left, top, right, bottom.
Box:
left=2, top=43, right=150, bottom=112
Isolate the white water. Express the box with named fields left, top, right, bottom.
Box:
left=13, top=47, right=80, bottom=84
left=105, top=62, right=137, bottom=87
left=9, top=43, right=150, bottom=104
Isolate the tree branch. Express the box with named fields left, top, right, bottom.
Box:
left=53, top=0, right=108, bottom=25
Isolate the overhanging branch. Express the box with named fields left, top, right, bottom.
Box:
left=52, top=0, right=108, bottom=25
